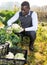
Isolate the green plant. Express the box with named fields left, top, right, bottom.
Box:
left=0, top=28, right=8, bottom=44
left=9, top=33, right=21, bottom=46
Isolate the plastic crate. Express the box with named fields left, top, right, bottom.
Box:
left=0, top=48, right=27, bottom=65
left=9, top=48, right=27, bottom=65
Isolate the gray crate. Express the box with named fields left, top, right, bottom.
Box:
left=0, top=49, right=27, bottom=65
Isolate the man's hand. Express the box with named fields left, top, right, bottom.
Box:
left=19, top=28, right=25, bottom=33
left=23, top=28, right=25, bottom=32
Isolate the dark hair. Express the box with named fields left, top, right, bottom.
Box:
left=21, top=1, right=30, bottom=8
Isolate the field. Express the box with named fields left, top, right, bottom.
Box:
left=0, top=10, right=47, bottom=65
left=19, top=22, right=47, bottom=65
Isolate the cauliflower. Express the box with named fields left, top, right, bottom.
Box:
left=12, top=24, right=20, bottom=29
left=11, top=24, right=23, bottom=33
left=6, top=26, right=12, bottom=34
left=7, top=26, right=12, bottom=31
left=14, top=53, right=25, bottom=60
left=6, top=52, right=14, bottom=59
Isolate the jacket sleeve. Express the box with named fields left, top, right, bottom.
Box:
left=7, top=11, right=19, bottom=26
left=25, top=12, right=38, bottom=31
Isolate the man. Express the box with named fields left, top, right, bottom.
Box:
left=7, top=1, right=38, bottom=51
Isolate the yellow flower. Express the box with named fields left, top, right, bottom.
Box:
left=35, top=52, right=43, bottom=61
left=0, top=21, right=5, bottom=28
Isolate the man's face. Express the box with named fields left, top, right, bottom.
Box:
left=21, top=6, right=30, bottom=16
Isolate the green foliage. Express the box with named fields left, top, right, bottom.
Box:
left=0, top=28, right=8, bottom=44
left=9, top=33, right=21, bottom=45
left=0, top=27, right=21, bottom=45
left=0, top=10, right=15, bottom=26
